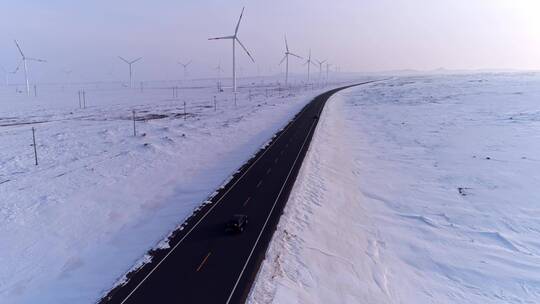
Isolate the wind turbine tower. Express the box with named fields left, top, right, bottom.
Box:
left=209, top=7, right=255, bottom=92
left=118, top=56, right=142, bottom=88
left=14, top=40, right=46, bottom=96
left=279, top=35, right=302, bottom=86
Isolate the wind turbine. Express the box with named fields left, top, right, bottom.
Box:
left=0, top=65, right=12, bottom=86
left=325, top=62, right=332, bottom=82
left=214, top=62, right=224, bottom=79
left=209, top=7, right=255, bottom=93
left=63, top=69, right=73, bottom=82
left=315, top=59, right=327, bottom=83
left=303, top=49, right=316, bottom=82
left=14, top=40, right=46, bottom=96
left=279, top=35, right=302, bottom=86
left=214, top=62, right=225, bottom=92
left=118, top=56, right=142, bottom=88
left=178, top=60, right=192, bottom=78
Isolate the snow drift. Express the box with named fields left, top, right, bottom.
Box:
left=249, top=73, right=540, bottom=304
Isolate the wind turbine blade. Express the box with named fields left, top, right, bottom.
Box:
left=13, top=60, right=22, bottom=73
left=208, top=36, right=234, bottom=40
left=279, top=54, right=287, bottom=65
left=26, top=57, right=47, bottom=63
left=131, top=57, right=142, bottom=64
left=236, top=38, right=255, bottom=62
left=118, top=56, right=130, bottom=64
left=234, top=7, right=245, bottom=36
left=186, top=60, right=192, bottom=67
left=14, top=40, right=25, bottom=58
left=284, top=35, right=289, bottom=52
left=289, top=53, right=303, bottom=59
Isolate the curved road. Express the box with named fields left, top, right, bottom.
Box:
left=100, top=81, right=375, bottom=304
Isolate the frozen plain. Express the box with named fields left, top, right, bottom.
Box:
left=249, top=73, right=540, bottom=304
left=0, top=77, right=357, bottom=303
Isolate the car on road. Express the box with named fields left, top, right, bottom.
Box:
left=226, top=214, right=248, bottom=233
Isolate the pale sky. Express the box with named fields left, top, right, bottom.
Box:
left=1, top=0, right=540, bottom=82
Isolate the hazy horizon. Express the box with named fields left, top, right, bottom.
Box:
left=1, top=0, right=539, bottom=83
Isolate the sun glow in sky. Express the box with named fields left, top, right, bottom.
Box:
left=0, top=0, right=539, bottom=82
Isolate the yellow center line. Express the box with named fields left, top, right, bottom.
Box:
left=243, top=197, right=251, bottom=206
left=196, top=252, right=212, bottom=272
left=256, top=180, right=263, bottom=188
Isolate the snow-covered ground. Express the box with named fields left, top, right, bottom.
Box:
left=0, top=77, right=358, bottom=303
left=249, top=73, right=540, bottom=304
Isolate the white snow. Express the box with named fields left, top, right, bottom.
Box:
left=248, top=73, right=540, bottom=304
left=0, top=78, right=359, bottom=303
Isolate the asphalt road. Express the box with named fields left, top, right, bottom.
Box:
left=100, top=82, right=374, bottom=304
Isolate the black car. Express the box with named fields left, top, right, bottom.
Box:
left=226, top=214, right=248, bottom=233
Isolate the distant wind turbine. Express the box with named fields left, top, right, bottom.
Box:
left=315, top=59, right=327, bottom=83
left=279, top=35, right=302, bottom=86
left=14, top=40, right=46, bottom=96
left=0, top=65, right=16, bottom=86
left=209, top=7, right=255, bottom=92
left=63, top=69, right=73, bottom=81
left=214, top=62, right=224, bottom=79
left=325, top=62, right=332, bottom=81
left=178, top=60, right=192, bottom=78
left=118, top=56, right=142, bottom=88
left=303, top=49, right=316, bottom=82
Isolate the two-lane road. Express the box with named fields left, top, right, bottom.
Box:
left=100, top=82, right=375, bottom=304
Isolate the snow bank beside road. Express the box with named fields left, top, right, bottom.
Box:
left=249, top=74, right=540, bottom=303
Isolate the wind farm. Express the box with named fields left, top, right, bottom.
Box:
left=0, top=5, right=355, bottom=304
left=3, top=2, right=536, bottom=304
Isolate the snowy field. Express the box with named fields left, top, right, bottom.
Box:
left=0, top=77, right=358, bottom=303
left=249, top=73, right=540, bottom=303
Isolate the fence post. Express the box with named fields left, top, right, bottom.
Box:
left=214, top=96, right=217, bottom=111
left=132, top=110, right=137, bottom=136
left=31, top=127, right=38, bottom=166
